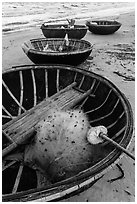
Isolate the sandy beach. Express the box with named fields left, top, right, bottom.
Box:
left=2, top=9, right=135, bottom=202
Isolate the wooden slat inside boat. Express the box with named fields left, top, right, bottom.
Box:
left=2, top=64, right=133, bottom=202
left=86, top=20, right=122, bottom=35
left=41, top=24, right=88, bottom=39
left=22, top=38, right=93, bottom=65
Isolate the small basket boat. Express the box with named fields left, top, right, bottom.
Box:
left=41, top=23, right=88, bottom=39
left=22, top=38, right=93, bottom=66
left=2, top=64, right=133, bottom=202
left=86, top=20, right=121, bottom=35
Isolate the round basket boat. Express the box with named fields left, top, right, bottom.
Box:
left=22, top=38, right=93, bottom=66
left=41, top=24, right=88, bottom=39
left=86, top=20, right=121, bottom=35
left=2, top=64, right=133, bottom=202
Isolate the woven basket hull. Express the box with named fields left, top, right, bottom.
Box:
left=22, top=38, right=93, bottom=66
left=2, top=65, right=133, bottom=202
left=27, top=49, right=91, bottom=65
left=86, top=20, right=121, bottom=35
left=41, top=24, right=87, bottom=39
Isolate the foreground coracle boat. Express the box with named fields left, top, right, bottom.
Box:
left=22, top=38, right=93, bottom=65
left=2, top=64, right=133, bottom=202
left=41, top=23, right=88, bottom=39
left=86, top=20, right=121, bottom=35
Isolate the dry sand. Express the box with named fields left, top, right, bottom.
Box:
left=2, top=11, right=135, bottom=202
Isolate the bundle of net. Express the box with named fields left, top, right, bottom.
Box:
left=24, top=107, right=107, bottom=183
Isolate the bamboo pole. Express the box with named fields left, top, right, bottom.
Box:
left=107, top=112, right=125, bottom=129
left=85, top=89, right=112, bottom=114
left=45, top=69, right=48, bottom=98
left=2, top=115, right=15, bottom=119
left=2, top=127, right=35, bottom=158
left=56, top=69, right=60, bottom=92
left=74, top=72, right=77, bottom=82
left=101, top=126, right=126, bottom=147
left=18, top=70, right=24, bottom=116
left=3, top=160, right=16, bottom=171
left=31, top=69, right=37, bottom=106
left=2, top=105, right=14, bottom=119
left=89, top=99, right=119, bottom=124
left=2, top=80, right=26, bottom=112
left=12, top=164, right=24, bottom=193
left=100, top=133, right=135, bottom=160
left=3, top=130, right=15, bottom=143
left=2, top=142, right=18, bottom=158
left=78, top=75, right=85, bottom=89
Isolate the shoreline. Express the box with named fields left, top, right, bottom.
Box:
left=2, top=2, right=134, bottom=34
left=2, top=10, right=135, bottom=202
left=2, top=9, right=134, bottom=36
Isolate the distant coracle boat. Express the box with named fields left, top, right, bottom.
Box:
left=2, top=64, right=133, bottom=202
left=41, top=23, right=88, bottom=39
left=86, top=20, right=121, bottom=35
left=22, top=38, right=93, bottom=65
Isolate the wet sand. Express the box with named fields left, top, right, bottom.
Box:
left=2, top=11, right=135, bottom=202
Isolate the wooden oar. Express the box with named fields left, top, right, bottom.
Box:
left=100, top=133, right=135, bottom=160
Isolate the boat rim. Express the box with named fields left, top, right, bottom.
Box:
left=41, top=23, right=88, bottom=30
left=87, top=20, right=121, bottom=27
left=22, top=38, right=93, bottom=55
